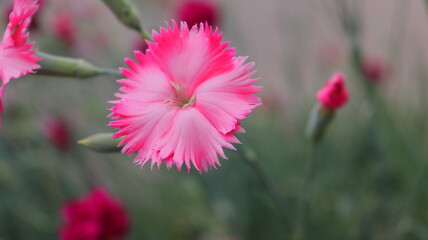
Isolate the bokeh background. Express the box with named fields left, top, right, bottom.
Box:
left=1, top=0, right=428, bottom=239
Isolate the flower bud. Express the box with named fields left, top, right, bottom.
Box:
left=317, top=73, right=348, bottom=110
left=36, top=52, right=100, bottom=78
left=101, top=0, right=142, bottom=32
left=307, top=73, right=348, bottom=143
left=78, top=133, right=123, bottom=153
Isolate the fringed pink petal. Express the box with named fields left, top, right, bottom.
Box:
left=154, top=108, right=233, bottom=173
left=194, top=57, right=261, bottom=134
left=149, top=21, right=234, bottom=94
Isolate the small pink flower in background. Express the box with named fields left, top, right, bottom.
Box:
left=317, top=73, right=348, bottom=110
left=52, top=11, right=77, bottom=47
left=60, top=188, right=130, bottom=240
left=109, top=22, right=261, bottom=173
left=42, top=116, right=72, bottom=152
left=361, top=57, right=388, bottom=82
left=0, top=0, right=41, bottom=124
left=177, top=0, right=219, bottom=27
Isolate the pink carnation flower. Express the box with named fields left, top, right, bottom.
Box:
left=60, top=188, right=130, bottom=240
left=0, top=0, right=40, bottom=122
left=109, top=22, right=261, bottom=173
left=317, top=73, right=348, bottom=110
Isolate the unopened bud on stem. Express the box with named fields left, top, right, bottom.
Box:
left=78, top=133, right=123, bottom=153
left=306, top=72, right=348, bottom=143
left=101, top=0, right=152, bottom=41
left=36, top=52, right=100, bottom=78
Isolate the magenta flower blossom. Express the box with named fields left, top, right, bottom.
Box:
left=109, top=22, right=261, bottom=173
left=177, top=0, right=219, bottom=27
left=42, top=115, right=72, bottom=152
left=317, top=73, right=348, bottom=110
left=0, top=0, right=40, bottom=122
left=60, top=188, right=130, bottom=240
left=361, top=57, right=388, bottom=82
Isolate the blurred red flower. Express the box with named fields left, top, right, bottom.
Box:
left=176, top=0, right=219, bottom=27
left=42, top=116, right=72, bottom=152
left=60, top=188, right=130, bottom=240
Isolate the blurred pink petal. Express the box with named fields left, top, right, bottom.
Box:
left=2, top=0, right=43, bottom=31
left=177, top=0, right=220, bottom=27
left=109, top=22, right=261, bottom=173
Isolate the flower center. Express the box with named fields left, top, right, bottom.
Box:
left=165, top=82, right=195, bottom=108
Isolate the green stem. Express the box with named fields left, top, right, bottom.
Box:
left=239, top=147, right=292, bottom=226
left=339, top=2, right=390, bottom=237
left=99, top=68, right=122, bottom=77
left=292, top=143, right=317, bottom=240
left=391, top=161, right=428, bottom=240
